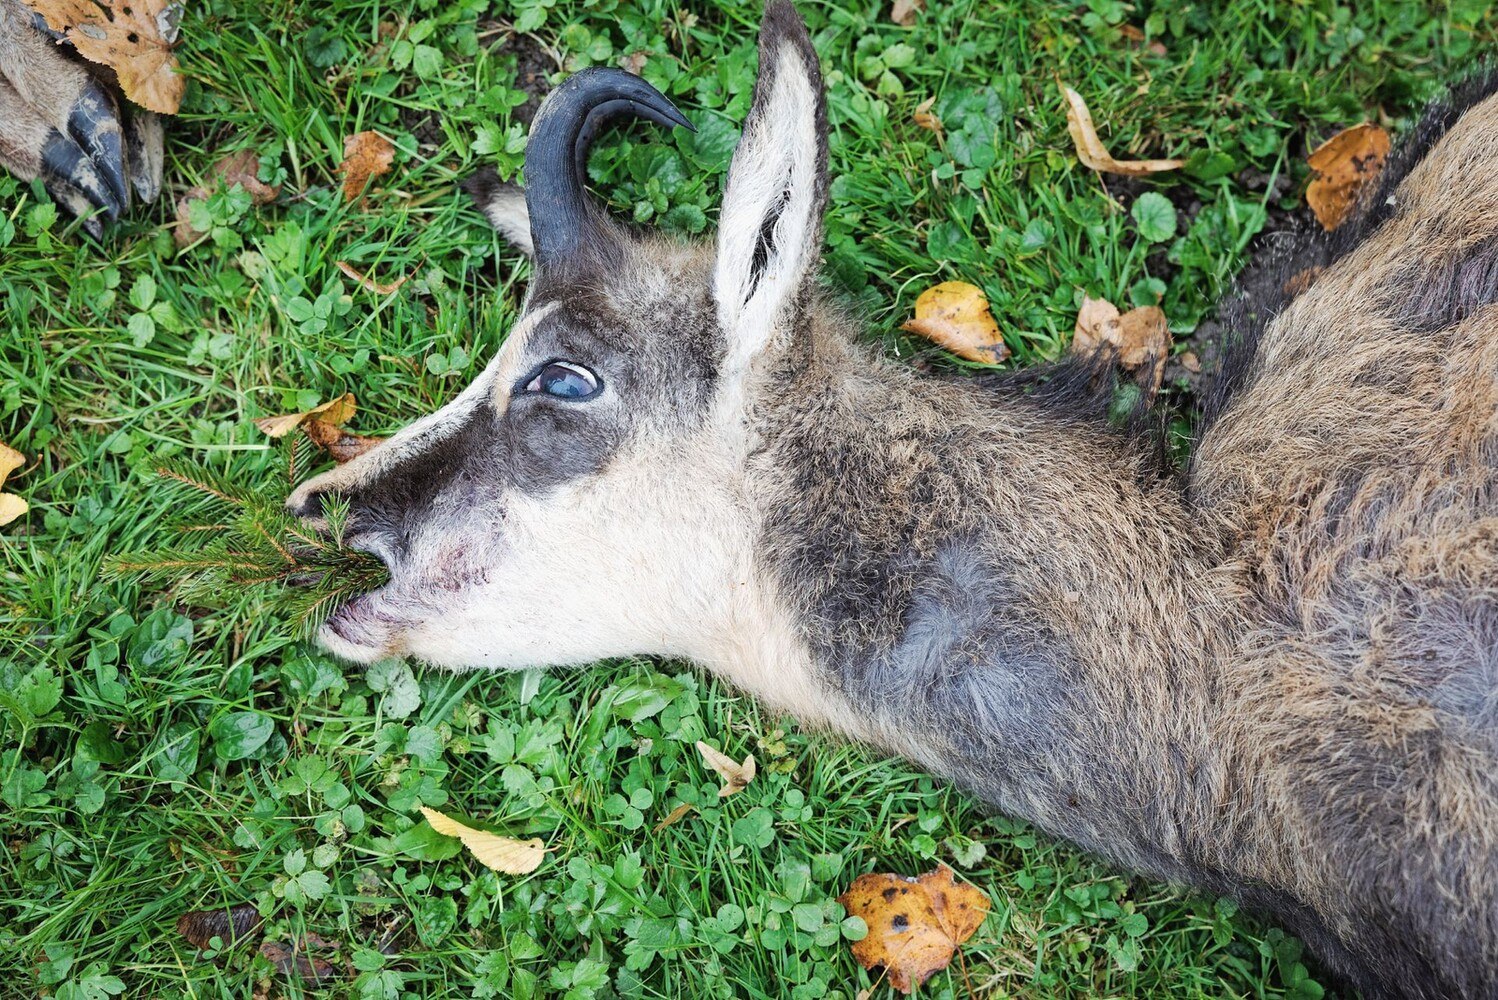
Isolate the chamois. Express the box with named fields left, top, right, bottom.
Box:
left=287, top=5, right=1498, bottom=994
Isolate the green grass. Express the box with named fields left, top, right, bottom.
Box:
left=2, top=0, right=1494, bottom=997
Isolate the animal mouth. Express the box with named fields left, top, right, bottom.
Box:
left=319, top=584, right=402, bottom=662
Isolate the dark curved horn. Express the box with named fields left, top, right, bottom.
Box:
left=525, top=68, right=692, bottom=267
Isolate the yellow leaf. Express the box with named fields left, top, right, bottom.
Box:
left=25, top=0, right=184, bottom=114
left=1061, top=85, right=1184, bottom=176
left=0, top=443, right=23, bottom=487
left=419, top=806, right=547, bottom=875
left=0, top=494, right=28, bottom=527
left=1305, top=123, right=1391, bottom=231
left=254, top=393, right=358, bottom=439
left=900, top=281, right=1009, bottom=365
left=696, top=740, right=756, bottom=798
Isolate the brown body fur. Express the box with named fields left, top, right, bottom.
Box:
left=748, top=85, right=1498, bottom=999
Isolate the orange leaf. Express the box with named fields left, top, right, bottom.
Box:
left=254, top=394, right=358, bottom=439
left=838, top=864, right=990, bottom=994
left=901, top=281, right=1009, bottom=365
left=912, top=96, right=943, bottom=137
left=302, top=418, right=384, bottom=465
left=1071, top=295, right=1171, bottom=396
left=1305, top=123, right=1391, bottom=231
left=25, top=0, right=184, bottom=114
left=1061, top=85, right=1184, bottom=176
left=340, top=131, right=396, bottom=203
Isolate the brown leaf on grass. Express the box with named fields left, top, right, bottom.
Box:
left=1283, top=265, right=1325, bottom=296
left=419, top=806, right=548, bottom=874
left=1117, top=23, right=1167, bottom=57
left=620, top=49, right=649, bottom=75
left=335, top=260, right=412, bottom=296
left=25, top=0, right=184, bottom=113
left=254, top=394, right=357, bottom=440
left=302, top=418, right=385, bottom=465
left=1071, top=295, right=1172, bottom=396
left=341, top=131, right=396, bottom=203
left=901, top=281, right=1009, bottom=365
left=1305, top=123, right=1391, bottom=231
left=912, top=96, right=943, bottom=137
left=653, top=802, right=697, bottom=832
left=175, top=149, right=282, bottom=247
left=259, top=934, right=342, bottom=983
left=890, top=0, right=924, bottom=26
left=1061, top=85, right=1184, bottom=176
left=0, top=442, right=28, bottom=527
left=695, top=741, right=756, bottom=798
left=176, top=903, right=263, bottom=950
left=838, top=864, right=990, bottom=995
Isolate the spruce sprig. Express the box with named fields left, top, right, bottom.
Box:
left=108, top=440, right=388, bottom=638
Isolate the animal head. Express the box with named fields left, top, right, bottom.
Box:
left=286, top=3, right=830, bottom=672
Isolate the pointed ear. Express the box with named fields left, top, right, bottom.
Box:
left=714, top=2, right=828, bottom=375
left=463, top=168, right=534, bottom=257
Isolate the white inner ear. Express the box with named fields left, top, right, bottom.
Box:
left=480, top=185, right=534, bottom=256
left=714, top=44, right=821, bottom=378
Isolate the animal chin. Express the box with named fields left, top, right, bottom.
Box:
left=319, top=588, right=402, bottom=663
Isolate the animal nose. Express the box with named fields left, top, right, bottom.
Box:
left=286, top=481, right=346, bottom=522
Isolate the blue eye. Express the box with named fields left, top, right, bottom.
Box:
left=525, top=361, right=600, bottom=399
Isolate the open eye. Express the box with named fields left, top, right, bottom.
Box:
left=524, top=360, right=601, bottom=400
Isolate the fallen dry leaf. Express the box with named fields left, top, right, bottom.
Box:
left=335, top=260, right=412, bottom=296
left=838, top=864, right=990, bottom=995
left=254, top=394, right=357, bottom=440
left=341, top=131, right=396, bottom=203
left=1306, top=123, right=1390, bottom=231
left=901, top=281, right=1009, bottom=365
left=0, top=442, right=28, bottom=527
left=419, top=806, right=547, bottom=874
left=177, top=902, right=263, bottom=950
left=1180, top=350, right=1202, bottom=374
left=1283, top=265, right=1325, bottom=296
left=1118, top=23, right=1168, bottom=57
left=696, top=740, right=756, bottom=798
left=175, top=149, right=282, bottom=247
left=620, top=49, right=649, bottom=75
left=302, top=419, right=385, bottom=465
left=913, top=96, right=943, bottom=137
left=1062, top=85, right=1184, bottom=176
left=26, top=0, right=184, bottom=114
left=653, top=801, right=697, bottom=832
left=1071, top=295, right=1172, bottom=396
left=890, top=0, right=924, bottom=26
left=259, top=934, right=342, bottom=983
